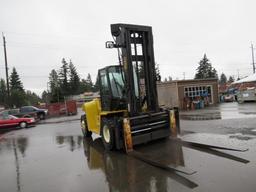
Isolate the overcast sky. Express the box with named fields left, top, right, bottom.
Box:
left=0, top=0, right=255, bottom=95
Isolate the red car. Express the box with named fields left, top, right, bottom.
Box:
left=0, top=114, right=36, bottom=129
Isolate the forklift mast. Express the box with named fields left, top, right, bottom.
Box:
left=110, top=24, right=159, bottom=116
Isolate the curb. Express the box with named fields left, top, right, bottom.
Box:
left=38, top=118, right=80, bottom=125
left=180, top=115, right=221, bottom=121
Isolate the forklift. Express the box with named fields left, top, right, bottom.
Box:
left=81, top=23, right=249, bottom=178
left=81, top=23, right=179, bottom=152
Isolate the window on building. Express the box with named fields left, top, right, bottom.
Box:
left=184, top=85, right=212, bottom=103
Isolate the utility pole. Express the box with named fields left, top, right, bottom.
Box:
left=2, top=32, right=10, bottom=105
left=251, top=43, right=256, bottom=74
left=183, top=72, right=185, bottom=80
left=237, top=69, right=240, bottom=80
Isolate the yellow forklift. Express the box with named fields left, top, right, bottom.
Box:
left=81, top=23, right=179, bottom=152
left=80, top=23, right=249, bottom=177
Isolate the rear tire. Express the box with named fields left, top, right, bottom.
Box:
left=81, top=115, right=92, bottom=137
left=19, top=122, right=27, bottom=128
left=101, top=118, right=115, bottom=151
left=39, top=113, right=45, bottom=120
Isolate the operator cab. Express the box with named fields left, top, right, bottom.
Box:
left=99, top=65, right=127, bottom=111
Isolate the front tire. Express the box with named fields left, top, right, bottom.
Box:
left=19, top=122, right=27, bottom=128
left=81, top=115, right=92, bottom=137
left=101, top=118, right=115, bottom=151
left=39, top=113, right=45, bottom=120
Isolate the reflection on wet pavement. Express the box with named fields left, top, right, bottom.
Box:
left=0, top=137, right=29, bottom=192
left=0, top=122, right=255, bottom=192
left=56, top=135, right=83, bottom=151
left=0, top=134, right=198, bottom=192
left=0, top=134, right=87, bottom=192
left=83, top=137, right=198, bottom=190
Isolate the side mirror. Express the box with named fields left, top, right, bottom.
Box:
left=105, top=41, right=115, bottom=49
left=156, top=75, right=161, bottom=82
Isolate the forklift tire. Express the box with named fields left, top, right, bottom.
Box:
left=81, top=115, right=92, bottom=137
left=101, top=118, right=115, bottom=151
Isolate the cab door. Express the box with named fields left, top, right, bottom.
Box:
left=99, top=69, right=112, bottom=111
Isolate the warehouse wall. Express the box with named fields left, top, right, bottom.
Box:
left=157, top=82, right=179, bottom=108
left=157, top=78, right=219, bottom=109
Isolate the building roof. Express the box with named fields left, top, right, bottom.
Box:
left=232, top=73, right=256, bottom=84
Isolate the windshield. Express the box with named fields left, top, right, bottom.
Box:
left=0, top=114, right=18, bottom=120
left=108, top=66, right=125, bottom=98
left=9, top=115, right=18, bottom=119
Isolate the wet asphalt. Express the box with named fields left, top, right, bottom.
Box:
left=0, top=102, right=256, bottom=192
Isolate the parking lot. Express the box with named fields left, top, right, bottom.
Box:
left=0, top=102, right=256, bottom=192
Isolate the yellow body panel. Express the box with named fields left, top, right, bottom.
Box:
left=88, top=147, right=104, bottom=170
left=100, top=110, right=127, bottom=116
left=82, top=99, right=101, bottom=134
left=82, top=98, right=127, bottom=135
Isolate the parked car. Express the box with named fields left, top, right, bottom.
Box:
left=0, top=114, right=36, bottom=129
left=237, top=88, right=256, bottom=103
left=0, top=108, right=37, bottom=119
left=20, top=106, right=48, bottom=120
left=0, top=106, right=48, bottom=120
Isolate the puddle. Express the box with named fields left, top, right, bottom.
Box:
left=0, top=124, right=255, bottom=192
left=229, top=134, right=254, bottom=141
left=228, top=128, right=256, bottom=136
left=219, top=103, right=256, bottom=120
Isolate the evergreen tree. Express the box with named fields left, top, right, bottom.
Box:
left=194, top=54, right=218, bottom=79
left=79, top=79, right=88, bottom=93
left=9, top=67, right=26, bottom=107
left=219, top=73, right=227, bottom=84
left=228, top=76, right=235, bottom=83
left=79, top=74, right=94, bottom=93
left=93, top=75, right=100, bottom=92
left=49, top=69, right=62, bottom=102
left=41, top=90, right=50, bottom=103
left=69, top=60, right=80, bottom=94
left=85, top=73, right=93, bottom=91
left=9, top=67, right=24, bottom=92
left=155, top=64, right=161, bottom=81
left=0, top=79, right=7, bottom=106
left=10, top=90, right=27, bottom=108
left=25, top=91, right=41, bottom=105
left=59, top=58, right=69, bottom=96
